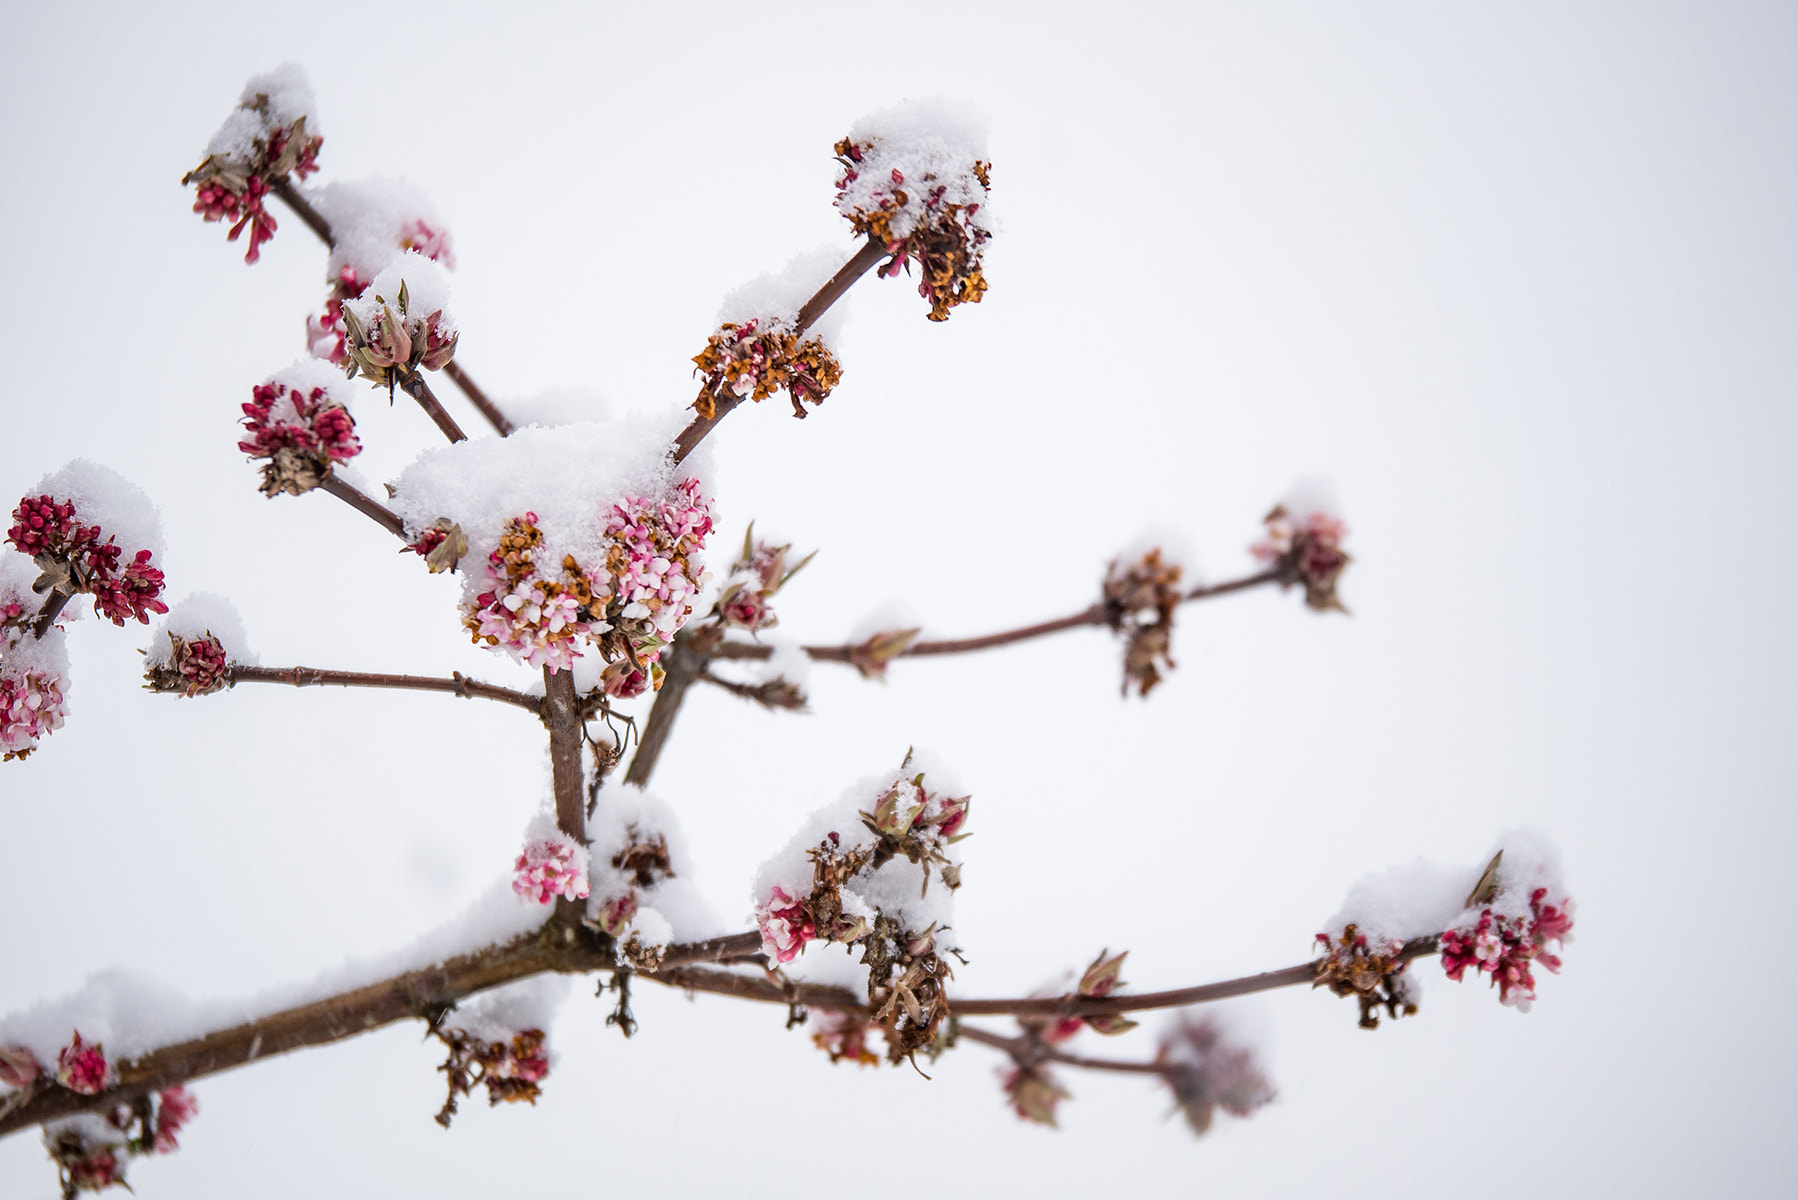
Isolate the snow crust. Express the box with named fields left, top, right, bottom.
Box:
left=586, top=787, right=728, bottom=944
left=143, top=594, right=256, bottom=668
left=206, top=63, right=317, bottom=159
left=1325, top=829, right=1570, bottom=946
left=26, top=460, right=165, bottom=561
left=307, top=178, right=452, bottom=281
left=344, top=252, right=457, bottom=335
left=837, top=99, right=994, bottom=241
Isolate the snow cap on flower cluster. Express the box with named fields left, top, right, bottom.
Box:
left=239, top=357, right=361, bottom=496
left=717, top=246, right=855, bottom=350
left=18, top=462, right=165, bottom=567
left=585, top=787, right=726, bottom=966
left=206, top=64, right=319, bottom=160
left=143, top=593, right=256, bottom=698
left=835, top=99, right=993, bottom=242
left=309, top=178, right=455, bottom=281
left=8, top=461, right=168, bottom=629
left=186, top=64, right=323, bottom=263
left=436, top=976, right=571, bottom=1049
left=751, top=747, right=968, bottom=961
left=389, top=411, right=717, bottom=676
left=342, top=252, right=457, bottom=338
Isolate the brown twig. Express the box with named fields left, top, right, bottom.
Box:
left=956, top=1024, right=1169, bottom=1076
left=226, top=666, right=542, bottom=718
left=29, top=591, right=72, bottom=641
left=710, top=567, right=1286, bottom=667
left=402, top=372, right=468, bottom=444
left=544, top=668, right=586, bottom=843
left=443, top=360, right=515, bottom=436
left=319, top=475, right=407, bottom=540
left=270, top=178, right=335, bottom=248
left=621, top=631, right=711, bottom=788
left=670, top=238, right=889, bottom=465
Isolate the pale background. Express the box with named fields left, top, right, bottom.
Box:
left=2, top=2, right=1793, bottom=1196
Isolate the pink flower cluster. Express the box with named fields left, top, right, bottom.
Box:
left=1252, top=504, right=1352, bottom=612
left=42, top=1083, right=197, bottom=1194
left=512, top=832, right=591, bottom=906
left=8, top=495, right=168, bottom=626
left=0, top=657, right=67, bottom=761
left=716, top=530, right=810, bottom=634
left=239, top=378, right=361, bottom=497
left=185, top=111, right=321, bottom=264
left=145, top=632, right=231, bottom=698
left=1155, top=1016, right=1276, bottom=1138
left=755, top=885, right=816, bottom=964
left=464, top=480, right=713, bottom=689
left=1440, top=887, right=1576, bottom=1011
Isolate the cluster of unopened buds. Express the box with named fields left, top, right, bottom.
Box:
left=512, top=831, right=590, bottom=906
left=239, top=378, right=360, bottom=497
left=1440, top=887, right=1575, bottom=1011
left=1313, top=926, right=1419, bottom=1030
left=462, top=481, right=713, bottom=691
left=1253, top=505, right=1352, bottom=612
left=43, top=1084, right=196, bottom=1196
left=182, top=94, right=321, bottom=264
left=691, top=318, right=843, bottom=421
left=715, top=528, right=813, bottom=634
left=341, top=279, right=458, bottom=392
left=1028, top=951, right=1139, bottom=1043
left=308, top=223, right=456, bottom=364
left=1154, top=1016, right=1276, bottom=1137
left=834, top=139, right=993, bottom=321
left=8, top=496, right=167, bottom=627
left=1103, top=549, right=1183, bottom=697
left=142, top=632, right=231, bottom=698
left=431, top=1026, right=550, bottom=1127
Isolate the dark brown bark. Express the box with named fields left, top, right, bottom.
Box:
left=443, top=360, right=515, bottom=436
left=543, top=668, right=585, bottom=841
left=402, top=372, right=468, bottom=444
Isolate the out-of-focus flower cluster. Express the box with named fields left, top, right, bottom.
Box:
left=1104, top=549, right=1183, bottom=697
left=8, top=496, right=167, bottom=627
left=341, top=276, right=458, bottom=392
left=431, top=1025, right=550, bottom=1128
left=691, top=319, right=843, bottom=421
left=183, top=88, right=321, bottom=264
left=809, top=1011, right=882, bottom=1067
left=512, top=828, right=591, bottom=906
left=42, top=1084, right=196, bottom=1196
left=1002, top=1062, right=1071, bottom=1127
left=238, top=375, right=360, bottom=497
left=464, top=479, right=713, bottom=693
left=142, top=631, right=231, bottom=698
left=834, top=138, right=993, bottom=321
left=1313, top=925, right=1419, bottom=1030
left=1154, top=1016, right=1276, bottom=1137
left=715, top=527, right=814, bottom=635
left=1253, top=504, right=1351, bottom=613
left=1441, top=887, right=1575, bottom=1012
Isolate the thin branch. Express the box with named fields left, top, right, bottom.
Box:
left=443, top=360, right=516, bottom=436
left=710, top=568, right=1286, bottom=666
left=319, top=475, right=407, bottom=540
left=621, top=631, right=711, bottom=788
left=956, top=1024, right=1169, bottom=1076
left=29, top=591, right=72, bottom=641
left=270, top=179, right=334, bottom=248
left=401, top=372, right=468, bottom=444
left=226, top=666, right=542, bottom=718
left=670, top=238, right=889, bottom=465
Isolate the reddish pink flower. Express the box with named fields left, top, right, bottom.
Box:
left=1439, top=887, right=1575, bottom=1011
left=152, top=1086, right=198, bottom=1154
left=1253, top=505, right=1351, bottom=612
left=755, top=885, right=816, bottom=964
left=0, top=1044, right=41, bottom=1089
left=55, top=1031, right=110, bottom=1095
left=184, top=93, right=321, bottom=264
left=0, top=666, right=67, bottom=761
left=239, top=376, right=361, bottom=497
left=144, top=631, right=230, bottom=697
left=7, top=495, right=168, bottom=627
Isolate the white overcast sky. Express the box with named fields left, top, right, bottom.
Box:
left=2, top=2, right=1795, bottom=1196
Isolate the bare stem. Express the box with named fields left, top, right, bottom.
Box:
left=956, top=1024, right=1169, bottom=1076
left=226, top=666, right=542, bottom=718
left=711, top=567, right=1286, bottom=667
left=402, top=372, right=468, bottom=444
left=29, top=590, right=72, bottom=641
left=319, top=476, right=407, bottom=540
left=544, top=668, right=586, bottom=842
left=671, top=238, right=889, bottom=465
left=270, top=179, right=334, bottom=248
left=621, top=632, right=710, bottom=788
left=443, top=361, right=515, bottom=436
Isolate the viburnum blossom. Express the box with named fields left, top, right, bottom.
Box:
left=238, top=370, right=360, bottom=497
left=1253, top=504, right=1352, bottom=612
left=715, top=527, right=814, bottom=634
left=55, top=1031, right=111, bottom=1096
left=308, top=221, right=456, bottom=364
left=341, top=257, right=459, bottom=392
left=1155, top=1016, right=1276, bottom=1137
left=46, top=1127, right=125, bottom=1195
left=810, top=1011, right=882, bottom=1066
left=1440, top=887, right=1576, bottom=1011
left=512, top=828, right=591, bottom=906
left=834, top=128, right=993, bottom=321
left=149, top=1086, right=197, bottom=1154
left=691, top=318, right=843, bottom=420
left=8, top=495, right=168, bottom=627
left=142, top=631, right=230, bottom=698
left=463, top=479, right=713, bottom=682
left=44, top=1085, right=200, bottom=1194
left=182, top=74, right=323, bottom=264
left=0, top=1043, right=41, bottom=1089
left=755, top=885, right=816, bottom=964
left=1104, top=549, right=1183, bottom=697
left=0, top=650, right=68, bottom=762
